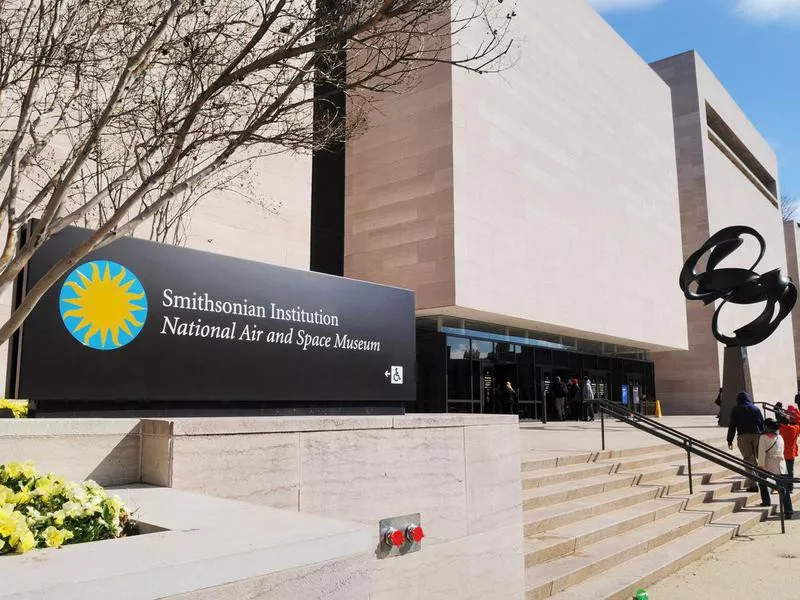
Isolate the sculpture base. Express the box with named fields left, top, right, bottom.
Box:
left=719, top=346, right=753, bottom=428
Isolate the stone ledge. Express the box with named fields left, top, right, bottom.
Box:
left=143, top=414, right=518, bottom=436
left=391, top=414, right=519, bottom=429
left=0, top=418, right=141, bottom=438
left=0, top=486, right=372, bottom=600
left=0, top=415, right=518, bottom=439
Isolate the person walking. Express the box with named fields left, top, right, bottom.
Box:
left=569, top=378, right=582, bottom=420
left=582, top=376, right=595, bottom=422
left=553, top=377, right=568, bottom=421
left=727, top=391, right=764, bottom=492
left=498, top=381, right=517, bottom=415
left=757, top=418, right=794, bottom=519
left=780, top=405, right=800, bottom=492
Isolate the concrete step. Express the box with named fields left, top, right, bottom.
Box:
left=521, top=437, right=728, bottom=475
left=610, top=444, right=733, bottom=471
left=525, top=510, right=712, bottom=599
left=524, top=485, right=662, bottom=536
left=521, top=453, right=594, bottom=473
left=546, top=509, right=776, bottom=600
left=524, top=497, right=685, bottom=566
left=522, top=462, right=617, bottom=490
left=628, top=462, right=683, bottom=482
left=523, top=473, right=636, bottom=510
left=667, top=479, right=757, bottom=513
left=642, top=464, right=736, bottom=496
left=626, top=455, right=732, bottom=483
left=594, top=437, right=727, bottom=460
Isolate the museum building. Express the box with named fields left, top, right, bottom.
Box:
left=2, top=0, right=796, bottom=416
left=342, top=1, right=797, bottom=416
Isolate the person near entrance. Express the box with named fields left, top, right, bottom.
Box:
left=726, top=391, right=764, bottom=492
left=582, top=376, right=595, bottom=421
left=553, top=377, right=568, bottom=421
left=757, top=418, right=793, bottom=519
left=569, top=378, right=582, bottom=420
left=496, top=381, right=517, bottom=415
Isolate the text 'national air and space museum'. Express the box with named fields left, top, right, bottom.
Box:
left=4, top=0, right=799, bottom=416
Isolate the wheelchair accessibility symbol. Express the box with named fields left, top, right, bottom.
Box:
left=384, top=366, right=404, bottom=385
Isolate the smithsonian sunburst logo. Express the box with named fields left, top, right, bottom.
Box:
left=59, top=260, right=148, bottom=350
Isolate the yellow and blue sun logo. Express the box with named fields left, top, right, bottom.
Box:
left=59, top=260, right=148, bottom=350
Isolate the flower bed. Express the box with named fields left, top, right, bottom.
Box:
left=0, top=462, right=132, bottom=554
left=0, top=400, right=28, bottom=418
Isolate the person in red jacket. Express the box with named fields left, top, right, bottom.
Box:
left=779, top=405, right=800, bottom=492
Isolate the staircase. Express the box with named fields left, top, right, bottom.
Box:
left=522, top=440, right=799, bottom=600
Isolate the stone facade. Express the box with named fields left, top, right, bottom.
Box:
left=345, top=0, right=687, bottom=353
left=1, top=414, right=525, bottom=600
left=784, top=221, right=800, bottom=384
left=141, top=415, right=526, bottom=600
left=651, top=51, right=796, bottom=414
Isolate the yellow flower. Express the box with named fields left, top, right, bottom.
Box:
left=68, top=484, right=87, bottom=502
left=0, top=399, right=28, bottom=419
left=42, top=526, right=72, bottom=549
left=4, top=461, right=36, bottom=481
left=16, top=530, right=35, bottom=553
left=0, top=465, right=128, bottom=554
left=34, top=477, right=57, bottom=501
left=108, top=495, right=124, bottom=515
left=11, top=488, right=31, bottom=505
left=7, top=512, right=33, bottom=550
left=0, top=509, right=16, bottom=537
left=61, top=501, right=83, bottom=518
left=0, top=485, right=14, bottom=505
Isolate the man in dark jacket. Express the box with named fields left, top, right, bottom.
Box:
left=727, top=391, right=764, bottom=492
left=553, top=377, right=568, bottom=421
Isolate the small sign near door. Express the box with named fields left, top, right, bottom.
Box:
left=389, top=366, right=404, bottom=385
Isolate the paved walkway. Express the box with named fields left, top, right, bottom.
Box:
left=520, top=415, right=724, bottom=456
left=648, top=516, right=800, bottom=599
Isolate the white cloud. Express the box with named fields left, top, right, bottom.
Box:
left=587, top=0, right=667, bottom=10
left=736, top=0, right=800, bottom=20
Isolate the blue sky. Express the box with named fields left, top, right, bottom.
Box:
left=591, top=0, right=800, bottom=198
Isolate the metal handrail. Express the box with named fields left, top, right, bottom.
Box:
left=758, top=401, right=791, bottom=418
left=598, top=398, right=796, bottom=533
left=600, top=399, right=799, bottom=483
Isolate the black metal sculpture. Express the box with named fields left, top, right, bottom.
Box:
left=679, top=225, right=797, bottom=347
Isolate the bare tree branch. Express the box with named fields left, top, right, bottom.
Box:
left=0, top=0, right=518, bottom=347
left=782, top=193, right=798, bottom=223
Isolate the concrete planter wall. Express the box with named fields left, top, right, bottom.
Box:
left=0, top=414, right=525, bottom=600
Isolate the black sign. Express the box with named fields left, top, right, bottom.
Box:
left=10, top=226, right=416, bottom=403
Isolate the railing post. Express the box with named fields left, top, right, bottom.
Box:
left=779, top=480, right=786, bottom=534
left=687, top=442, right=693, bottom=495
left=600, top=404, right=605, bottom=451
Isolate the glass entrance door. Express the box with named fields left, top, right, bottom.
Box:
left=535, top=367, right=552, bottom=422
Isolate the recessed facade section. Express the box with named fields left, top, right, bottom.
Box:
left=651, top=51, right=795, bottom=415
